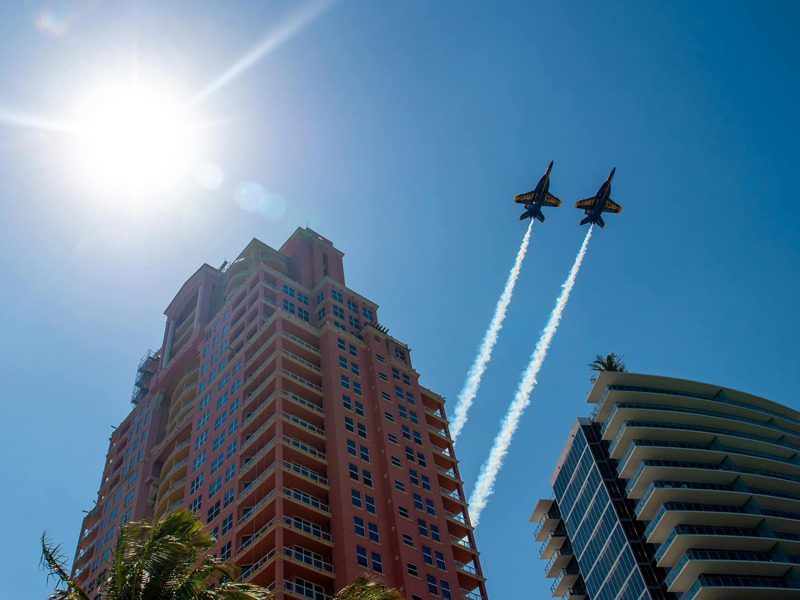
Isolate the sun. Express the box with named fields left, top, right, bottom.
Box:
left=74, top=83, right=197, bottom=197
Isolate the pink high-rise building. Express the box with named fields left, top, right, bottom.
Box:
left=72, top=228, right=488, bottom=600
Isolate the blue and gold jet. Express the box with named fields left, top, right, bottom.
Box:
left=514, top=161, right=562, bottom=222
left=575, top=167, right=623, bottom=228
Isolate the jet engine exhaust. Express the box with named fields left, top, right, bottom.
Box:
left=451, top=219, right=534, bottom=443
left=468, top=226, right=593, bottom=526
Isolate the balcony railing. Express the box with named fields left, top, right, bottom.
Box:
left=283, top=515, right=332, bottom=542
left=283, top=350, right=321, bottom=373
left=283, top=460, right=328, bottom=486
left=451, top=535, right=474, bottom=549
left=284, top=487, right=330, bottom=513
left=283, top=546, right=334, bottom=573
left=283, top=369, right=322, bottom=393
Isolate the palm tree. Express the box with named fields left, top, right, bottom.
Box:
left=42, top=510, right=270, bottom=600
left=333, top=575, right=405, bottom=600
left=588, top=352, right=627, bottom=383
left=42, top=510, right=402, bottom=600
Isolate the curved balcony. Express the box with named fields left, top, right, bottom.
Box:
left=655, top=524, right=800, bottom=567
left=153, top=477, right=186, bottom=520
left=282, top=546, right=335, bottom=580
left=666, top=549, right=800, bottom=593
left=159, top=456, right=189, bottom=491
left=681, top=574, right=800, bottom=600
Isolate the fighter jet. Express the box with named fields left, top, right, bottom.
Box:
left=514, top=161, right=562, bottom=222
left=575, top=168, right=622, bottom=228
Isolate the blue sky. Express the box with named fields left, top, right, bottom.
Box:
left=2, top=1, right=799, bottom=598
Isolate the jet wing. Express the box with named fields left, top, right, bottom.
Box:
left=514, top=191, right=537, bottom=204
left=602, top=199, right=622, bottom=213
left=543, top=193, right=561, bottom=208
left=575, top=197, right=598, bottom=209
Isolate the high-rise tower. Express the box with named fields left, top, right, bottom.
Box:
left=533, top=372, right=800, bottom=600
left=72, top=228, right=488, bottom=600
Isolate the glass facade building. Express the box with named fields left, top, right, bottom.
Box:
left=533, top=373, right=800, bottom=600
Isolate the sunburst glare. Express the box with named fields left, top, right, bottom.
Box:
left=73, top=83, right=197, bottom=197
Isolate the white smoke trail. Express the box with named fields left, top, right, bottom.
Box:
left=450, top=220, right=534, bottom=443
left=468, top=226, right=593, bottom=526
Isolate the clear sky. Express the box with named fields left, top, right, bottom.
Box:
left=2, top=1, right=799, bottom=599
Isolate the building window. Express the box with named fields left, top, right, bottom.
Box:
left=283, top=284, right=295, bottom=298
left=421, top=474, right=431, bottom=491
left=357, top=423, right=367, bottom=439
left=407, top=563, right=418, bottom=578
left=354, top=516, right=365, bottom=537
left=403, top=373, right=411, bottom=386
left=409, top=470, right=420, bottom=486
left=381, top=391, right=391, bottom=402
left=379, top=372, right=388, bottom=382
left=376, top=354, right=385, bottom=363
left=368, top=523, right=380, bottom=543
left=353, top=382, right=362, bottom=396
left=413, top=493, right=423, bottom=510
left=385, top=411, right=394, bottom=422
left=355, top=401, right=364, bottom=416
left=337, top=338, right=346, bottom=351
left=414, top=431, right=423, bottom=445
left=360, top=446, right=370, bottom=462
left=365, top=495, right=376, bottom=514
left=417, top=452, right=427, bottom=467
left=395, top=348, right=406, bottom=361
left=351, top=362, right=360, bottom=376
left=317, top=291, right=325, bottom=304
left=333, top=305, right=345, bottom=319
left=349, top=463, right=359, bottom=481
left=209, top=477, right=222, bottom=497
left=351, top=489, right=362, bottom=509
left=349, top=344, right=358, bottom=357
left=371, top=552, right=383, bottom=573
left=332, top=290, right=343, bottom=303
left=435, top=551, right=446, bottom=570
left=391, top=456, right=401, bottom=467
left=398, top=506, right=410, bottom=519
left=362, top=470, right=373, bottom=487
left=223, top=488, right=235, bottom=508
left=441, top=581, right=452, bottom=600
left=363, top=307, right=374, bottom=321
left=402, top=426, right=411, bottom=440
left=195, top=431, right=208, bottom=450
left=339, top=356, right=348, bottom=369
left=423, top=546, right=433, bottom=565
left=387, top=433, right=398, bottom=444
left=418, top=519, right=428, bottom=537
left=356, top=546, right=368, bottom=567
left=347, top=439, right=357, bottom=456
left=283, top=299, right=296, bottom=314
left=221, top=514, right=233, bottom=534
left=345, top=416, right=355, bottom=433
left=189, top=496, right=202, bottom=513
left=430, top=524, right=441, bottom=542
left=227, top=440, right=238, bottom=458
left=224, top=464, right=236, bottom=483
left=190, top=474, right=204, bottom=494
left=348, top=300, right=358, bottom=312
left=298, top=293, right=309, bottom=306
left=207, top=500, right=221, bottom=521
left=406, top=446, right=415, bottom=462
left=343, top=395, right=352, bottom=410
left=340, top=374, right=350, bottom=390
left=392, top=368, right=400, bottom=381
left=426, top=499, right=436, bottom=516
left=403, top=534, right=414, bottom=547
left=210, top=454, right=223, bottom=474
left=395, top=480, right=405, bottom=493
left=427, top=575, right=439, bottom=595
left=220, top=541, right=231, bottom=561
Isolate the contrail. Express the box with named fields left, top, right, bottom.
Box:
left=193, top=0, right=338, bottom=103
left=468, top=226, right=593, bottom=526
left=451, top=220, right=534, bottom=443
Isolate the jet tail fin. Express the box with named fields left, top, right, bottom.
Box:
left=535, top=211, right=545, bottom=223
left=579, top=215, right=592, bottom=227
left=597, top=216, right=605, bottom=228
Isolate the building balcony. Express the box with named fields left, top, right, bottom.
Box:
left=666, top=549, right=800, bottom=593
left=159, top=457, right=188, bottom=491
left=682, top=574, right=800, bottom=600
left=436, top=465, right=462, bottom=484
left=655, top=524, right=800, bottom=568
left=282, top=369, right=323, bottom=396
left=153, top=477, right=186, bottom=519
left=281, top=515, right=334, bottom=553
left=281, top=579, right=332, bottom=600
left=549, top=562, right=580, bottom=598
left=544, top=543, right=574, bottom=578
left=460, top=588, right=486, bottom=600
left=539, top=525, right=567, bottom=560
left=282, top=546, right=335, bottom=579
left=282, top=349, right=321, bottom=376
